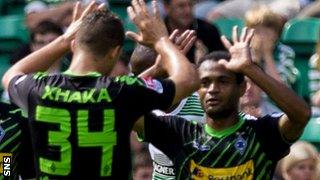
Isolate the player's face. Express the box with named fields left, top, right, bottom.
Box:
left=166, top=0, right=194, bottom=28
left=285, top=158, right=317, bottom=180
left=198, top=61, right=244, bottom=118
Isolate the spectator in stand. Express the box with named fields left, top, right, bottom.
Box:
left=207, top=0, right=300, bottom=22
left=280, top=141, right=320, bottom=180
left=308, top=42, right=320, bottom=119
left=240, top=76, right=280, bottom=117
left=245, top=5, right=298, bottom=87
left=24, top=0, right=108, bottom=31
left=133, top=148, right=153, bottom=180
left=10, top=20, right=67, bottom=73
left=162, top=0, right=225, bottom=63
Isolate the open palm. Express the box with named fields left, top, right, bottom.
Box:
left=220, top=26, right=254, bottom=73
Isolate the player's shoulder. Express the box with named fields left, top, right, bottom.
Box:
left=113, top=75, right=168, bottom=94
left=244, top=112, right=283, bottom=130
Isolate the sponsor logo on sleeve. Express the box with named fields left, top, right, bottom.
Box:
left=142, top=77, right=164, bottom=94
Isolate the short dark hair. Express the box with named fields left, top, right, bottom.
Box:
left=197, top=51, right=244, bottom=84
left=130, top=44, right=157, bottom=75
left=76, top=10, right=124, bottom=58
left=31, top=20, right=63, bottom=42
left=163, top=0, right=171, bottom=4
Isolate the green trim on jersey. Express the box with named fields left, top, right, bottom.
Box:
left=204, top=116, right=245, bottom=138
left=33, top=72, right=49, bottom=80
left=114, top=75, right=144, bottom=86
left=0, top=107, right=24, bottom=180
left=62, top=70, right=102, bottom=77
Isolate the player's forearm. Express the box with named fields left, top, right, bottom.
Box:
left=2, top=36, right=70, bottom=90
left=154, top=37, right=200, bottom=104
left=139, top=56, right=166, bottom=78
left=243, top=64, right=311, bottom=124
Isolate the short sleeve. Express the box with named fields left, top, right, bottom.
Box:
left=143, top=113, right=191, bottom=159
left=8, top=74, right=36, bottom=112
left=114, top=76, right=175, bottom=119
left=254, top=114, right=291, bottom=161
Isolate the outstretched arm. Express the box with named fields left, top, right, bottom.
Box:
left=220, top=26, right=311, bottom=141
left=127, top=0, right=200, bottom=105
left=2, top=2, right=105, bottom=90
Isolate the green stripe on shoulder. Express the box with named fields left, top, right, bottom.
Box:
left=114, top=75, right=144, bottom=86
left=33, top=72, right=48, bottom=80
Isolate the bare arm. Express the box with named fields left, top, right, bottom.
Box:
left=220, top=26, right=311, bottom=141
left=2, top=36, right=70, bottom=90
left=127, top=0, right=200, bottom=105
left=26, top=2, right=74, bottom=30
left=2, top=2, right=104, bottom=90
left=244, top=63, right=310, bottom=141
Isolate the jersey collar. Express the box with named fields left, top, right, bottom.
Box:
left=63, top=70, right=102, bottom=77
left=205, top=116, right=245, bottom=138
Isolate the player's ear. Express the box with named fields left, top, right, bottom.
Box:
left=109, top=46, right=122, bottom=60
left=70, top=40, right=76, bottom=52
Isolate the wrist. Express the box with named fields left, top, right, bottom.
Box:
left=242, top=63, right=260, bottom=75
left=154, top=37, right=171, bottom=52
left=57, top=36, right=71, bottom=50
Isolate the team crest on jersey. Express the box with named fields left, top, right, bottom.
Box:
left=142, top=77, right=163, bottom=94
left=192, top=135, right=212, bottom=151
left=235, top=132, right=247, bottom=155
left=0, top=125, right=5, bottom=143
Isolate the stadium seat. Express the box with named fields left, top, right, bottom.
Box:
left=110, top=2, right=136, bottom=53
left=0, top=0, right=25, bottom=15
left=212, top=18, right=244, bottom=40
left=0, top=54, right=11, bottom=90
left=109, top=1, right=130, bottom=21
left=0, top=15, right=29, bottom=54
left=293, top=55, right=311, bottom=101
left=281, top=18, right=320, bottom=55
left=281, top=18, right=320, bottom=101
left=300, top=117, right=320, bottom=150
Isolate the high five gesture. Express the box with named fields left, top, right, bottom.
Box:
left=126, top=0, right=168, bottom=47
left=220, top=26, right=254, bottom=73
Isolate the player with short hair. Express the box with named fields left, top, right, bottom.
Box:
left=135, top=26, right=311, bottom=179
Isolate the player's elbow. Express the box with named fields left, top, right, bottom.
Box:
left=2, top=71, right=11, bottom=91
left=290, top=104, right=312, bottom=128
left=301, top=105, right=312, bottom=124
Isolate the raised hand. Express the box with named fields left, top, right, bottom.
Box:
left=220, top=26, right=255, bottom=73
left=126, top=0, right=168, bottom=47
left=169, top=29, right=196, bottom=54
left=62, top=1, right=105, bottom=42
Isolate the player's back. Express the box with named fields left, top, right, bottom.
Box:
left=8, top=72, right=175, bottom=179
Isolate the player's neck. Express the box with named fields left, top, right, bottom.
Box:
left=206, top=110, right=239, bottom=131
left=68, top=52, right=111, bottom=76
